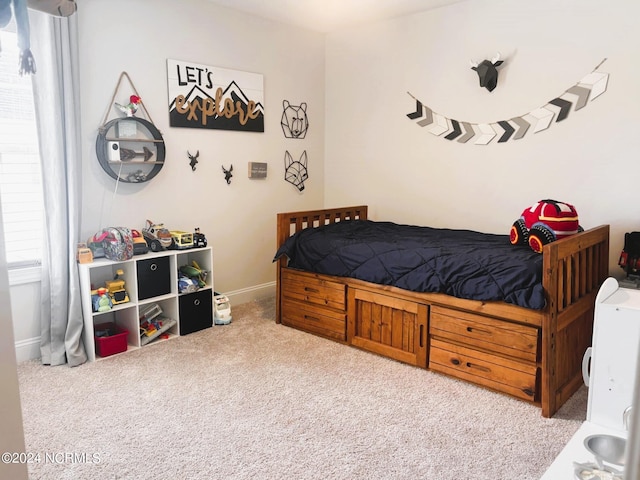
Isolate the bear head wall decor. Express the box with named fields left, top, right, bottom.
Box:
left=470, top=52, right=504, bottom=92
left=281, top=100, right=309, bottom=139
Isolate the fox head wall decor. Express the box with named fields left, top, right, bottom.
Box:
left=284, top=151, right=308, bottom=192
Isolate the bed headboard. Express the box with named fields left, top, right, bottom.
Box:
left=276, top=205, right=368, bottom=250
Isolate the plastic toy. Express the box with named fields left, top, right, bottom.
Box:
left=138, top=303, right=177, bottom=345
left=169, top=230, right=194, bottom=249
left=193, top=227, right=207, bottom=248
left=139, top=303, right=162, bottom=338
left=178, top=274, right=198, bottom=294
left=179, top=260, right=207, bottom=288
left=142, top=219, right=173, bottom=251
left=510, top=199, right=582, bottom=253
left=131, top=229, right=149, bottom=255
left=76, top=243, right=93, bottom=263
left=619, top=232, right=640, bottom=277
left=91, top=287, right=112, bottom=312
left=105, top=269, right=130, bottom=304
left=214, top=293, right=232, bottom=325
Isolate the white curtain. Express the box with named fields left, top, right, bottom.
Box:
left=30, top=10, right=86, bottom=366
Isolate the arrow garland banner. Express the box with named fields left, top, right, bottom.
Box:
left=406, top=59, right=608, bottom=145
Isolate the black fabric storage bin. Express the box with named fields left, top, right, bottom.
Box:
left=179, top=290, right=213, bottom=335
left=137, top=256, right=171, bottom=300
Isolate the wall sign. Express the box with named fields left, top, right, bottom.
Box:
left=167, top=59, right=264, bottom=132
left=248, top=162, right=268, bottom=179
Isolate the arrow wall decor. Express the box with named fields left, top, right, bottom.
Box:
left=406, top=59, right=608, bottom=145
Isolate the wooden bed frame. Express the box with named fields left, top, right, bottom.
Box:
left=275, top=205, right=610, bottom=417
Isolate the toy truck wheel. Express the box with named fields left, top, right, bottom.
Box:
left=148, top=239, right=163, bottom=252
left=510, top=219, right=529, bottom=246
left=528, top=223, right=556, bottom=254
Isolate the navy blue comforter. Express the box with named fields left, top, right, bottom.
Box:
left=273, top=220, right=545, bottom=310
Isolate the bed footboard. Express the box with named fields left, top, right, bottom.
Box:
left=541, top=224, right=610, bottom=417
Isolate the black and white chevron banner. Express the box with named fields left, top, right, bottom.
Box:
left=406, top=59, right=608, bottom=145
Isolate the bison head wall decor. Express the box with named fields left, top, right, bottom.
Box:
left=470, top=52, right=504, bottom=92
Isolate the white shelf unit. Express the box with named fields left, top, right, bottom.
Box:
left=78, top=247, right=214, bottom=361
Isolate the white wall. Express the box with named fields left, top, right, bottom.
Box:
left=325, top=0, right=640, bottom=273
left=77, top=0, right=325, bottom=296
left=11, top=0, right=326, bottom=360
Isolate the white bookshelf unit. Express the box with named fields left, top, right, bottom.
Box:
left=78, top=247, right=214, bottom=362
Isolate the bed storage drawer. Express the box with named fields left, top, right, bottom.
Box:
left=429, top=338, right=537, bottom=401
left=348, top=288, right=428, bottom=368
left=281, top=298, right=346, bottom=342
left=430, top=306, right=539, bottom=363
left=281, top=269, right=346, bottom=310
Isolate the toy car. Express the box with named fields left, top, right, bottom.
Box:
left=510, top=199, right=583, bottom=253
left=104, top=269, right=129, bottom=304
left=193, top=227, right=207, bottom=248
left=213, top=293, right=232, bottom=325
left=169, top=230, right=194, bottom=249
left=142, top=220, right=173, bottom=252
left=131, top=229, right=149, bottom=255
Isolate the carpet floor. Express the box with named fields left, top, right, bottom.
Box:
left=17, top=297, right=586, bottom=479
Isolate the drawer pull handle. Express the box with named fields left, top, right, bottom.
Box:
left=466, top=362, right=490, bottom=373
left=466, top=326, right=491, bottom=335
left=522, top=388, right=535, bottom=397
left=150, top=263, right=157, bottom=271
left=451, top=358, right=461, bottom=366
left=194, top=299, right=200, bottom=306
left=304, top=287, right=319, bottom=293
left=304, top=315, right=320, bottom=323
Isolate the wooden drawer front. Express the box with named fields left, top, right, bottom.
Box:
left=429, top=339, right=537, bottom=401
left=348, top=289, right=427, bottom=368
left=281, top=298, right=346, bottom=342
left=430, top=306, right=538, bottom=363
left=282, top=270, right=345, bottom=311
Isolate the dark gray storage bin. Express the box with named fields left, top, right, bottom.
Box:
left=179, top=290, right=213, bottom=335
left=137, top=256, right=171, bottom=300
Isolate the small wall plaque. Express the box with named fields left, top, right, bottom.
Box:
left=248, top=162, right=268, bottom=179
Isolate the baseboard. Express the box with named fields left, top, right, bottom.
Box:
left=15, top=336, right=41, bottom=363
left=14, top=282, right=276, bottom=362
left=220, top=281, right=276, bottom=306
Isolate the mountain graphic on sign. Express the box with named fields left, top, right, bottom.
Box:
left=222, top=81, right=265, bottom=116
left=169, top=81, right=264, bottom=132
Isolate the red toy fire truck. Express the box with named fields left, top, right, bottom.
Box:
left=510, top=199, right=582, bottom=253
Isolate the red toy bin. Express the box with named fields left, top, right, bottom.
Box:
left=94, top=322, right=129, bottom=357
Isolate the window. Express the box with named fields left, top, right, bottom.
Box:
left=0, top=23, right=44, bottom=270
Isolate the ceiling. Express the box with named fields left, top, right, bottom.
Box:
left=205, top=0, right=466, bottom=33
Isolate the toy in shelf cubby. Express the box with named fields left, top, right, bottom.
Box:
left=78, top=246, right=214, bottom=361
